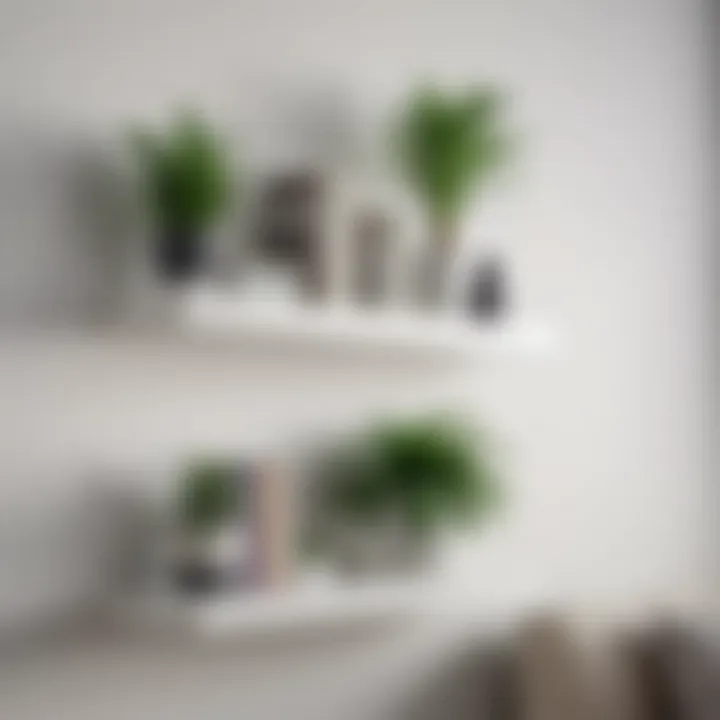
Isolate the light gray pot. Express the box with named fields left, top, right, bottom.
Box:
left=331, top=517, right=436, bottom=579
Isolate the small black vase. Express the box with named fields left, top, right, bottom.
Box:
left=156, top=226, right=204, bottom=281
left=466, top=256, right=507, bottom=320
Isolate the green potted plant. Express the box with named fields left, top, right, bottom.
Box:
left=315, top=415, right=501, bottom=575
left=174, top=459, right=247, bottom=593
left=132, top=111, right=233, bottom=281
left=394, top=86, right=511, bottom=307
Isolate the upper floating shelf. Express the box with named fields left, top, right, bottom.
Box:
left=177, top=288, right=557, bottom=361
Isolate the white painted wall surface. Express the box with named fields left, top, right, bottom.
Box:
left=0, top=0, right=713, bottom=659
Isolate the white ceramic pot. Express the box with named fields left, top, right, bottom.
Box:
left=333, top=518, right=435, bottom=579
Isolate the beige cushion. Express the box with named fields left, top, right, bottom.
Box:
left=513, top=615, right=602, bottom=720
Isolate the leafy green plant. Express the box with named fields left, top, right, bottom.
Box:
left=132, top=111, right=232, bottom=233
left=177, top=460, right=243, bottom=535
left=394, top=86, right=511, bottom=246
left=319, top=415, right=501, bottom=535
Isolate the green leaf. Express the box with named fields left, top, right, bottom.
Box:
left=130, top=110, right=234, bottom=232
left=178, top=459, right=243, bottom=534
left=394, top=85, right=513, bottom=228
left=317, top=414, right=503, bottom=535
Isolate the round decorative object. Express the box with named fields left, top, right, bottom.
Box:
left=465, top=255, right=507, bottom=320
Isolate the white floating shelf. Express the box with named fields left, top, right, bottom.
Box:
left=177, top=288, right=557, bottom=361
left=119, top=579, right=430, bottom=639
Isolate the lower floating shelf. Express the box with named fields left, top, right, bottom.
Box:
left=119, top=579, right=431, bottom=639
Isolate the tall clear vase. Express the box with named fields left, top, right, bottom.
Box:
left=416, top=218, right=457, bottom=311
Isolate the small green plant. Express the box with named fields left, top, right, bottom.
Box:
left=132, top=111, right=232, bottom=234
left=394, top=86, right=511, bottom=246
left=177, top=460, right=242, bottom=535
left=319, top=415, right=501, bottom=535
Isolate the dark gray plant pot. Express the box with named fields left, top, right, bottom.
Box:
left=157, top=227, right=205, bottom=281
left=174, top=560, right=223, bottom=595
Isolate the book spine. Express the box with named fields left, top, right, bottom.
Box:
left=252, top=461, right=296, bottom=590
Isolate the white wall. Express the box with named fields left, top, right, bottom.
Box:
left=0, top=0, right=713, bottom=637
